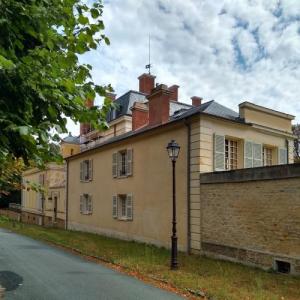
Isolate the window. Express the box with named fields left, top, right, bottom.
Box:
left=112, top=194, right=133, bottom=220
left=112, top=149, right=133, bottom=178
left=225, top=139, right=238, bottom=170
left=263, top=147, right=273, bottom=166
left=80, top=194, right=92, bottom=215
left=70, top=148, right=74, bottom=156
left=80, top=159, right=93, bottom=182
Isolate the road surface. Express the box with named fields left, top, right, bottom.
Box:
left=0, top=228, right=182, bottom=300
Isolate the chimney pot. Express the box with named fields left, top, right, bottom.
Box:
left=191, top=96, right=203, bottom=106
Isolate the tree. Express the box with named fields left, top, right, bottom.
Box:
left=0, top=0, right=113, bottom=168
left=293, top=124, right=300, bottom=163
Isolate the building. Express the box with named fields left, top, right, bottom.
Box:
left=66, top=72, right=297, bottom=270
left=21, top=134, right=80, bottom=228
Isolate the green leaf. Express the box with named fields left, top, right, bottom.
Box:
left=0, top=55, right=15, bottom=70
left=91, top=8, right=100, bottom=18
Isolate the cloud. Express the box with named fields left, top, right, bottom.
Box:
left=68, top=0, right=300, bottom=135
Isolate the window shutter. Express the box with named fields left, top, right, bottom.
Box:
left=80, top=195, right=83, bottom=213
left=126, top=194, right=133, bottom=220
left=126, top=149, right=133, bottom=176
left=117, top=152, right=122, bottom=177
left=112, top=195, right=118, bottom=218
left=244, top=141, right=253, bottom=168
left=112, top=153, right=118, bottom=178
left=88, top=195, right=92, bottom=214
left=39, top=174, right=44, bottom=185
left=89, top=159, right=93, bottom=181
left=279, top=148, right=287, bottom=165
left=253, top=143, right=262, bottom=167
left=214, top=134, right=225, bottom=171
left=80, top=162, right=84, bottom=181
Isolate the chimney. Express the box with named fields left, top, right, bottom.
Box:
left=138, top=73, right=156, bottom=95
left=169, top=85, right=179, bottom=101
left=191, top=96, right=202, bottom=107
left=131, top=102, right=149, bottom=131
left=80, top=99, right=94, bottom=136
left=147, top=84, right=172, bottom=126
left=106, top=92, right=117, bottom=101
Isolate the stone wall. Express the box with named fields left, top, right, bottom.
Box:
left=200, top=164, right=300, bottom=274
left=0, top=209, right=21, bottom=221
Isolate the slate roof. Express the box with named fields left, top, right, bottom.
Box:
left=62, top=133, right=80, bottom=144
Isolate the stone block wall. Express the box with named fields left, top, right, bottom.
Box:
left=200, top=164, right=300, bottom=274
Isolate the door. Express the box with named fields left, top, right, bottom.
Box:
left=53, top=193, right=58, bottom=222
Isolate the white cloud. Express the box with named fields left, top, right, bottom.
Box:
left=68, top=0, right=300, bottom=134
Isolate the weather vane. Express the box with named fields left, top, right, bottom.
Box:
left=145, top=34, right=152, bottom=74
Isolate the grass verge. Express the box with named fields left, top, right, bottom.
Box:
left=0, top=216, right=300, bottom=300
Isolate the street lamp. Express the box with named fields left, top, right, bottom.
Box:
left=166, top=140, right=180, bottom=270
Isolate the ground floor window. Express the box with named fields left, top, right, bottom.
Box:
left=225, top=139, right=238, bottom=170
left=263, top=147, right=273, bottom=166
left=112, top=194, right=133, bottom=220
left=80, top=194, right=93, bottom=215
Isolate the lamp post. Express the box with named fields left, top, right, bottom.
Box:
left=166, top=139, right=180, bottom=270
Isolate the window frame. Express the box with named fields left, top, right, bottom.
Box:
left=263, top=146, right=273, bottom=166
left=80, top=159, right=93, bottom=182
left=80, top=194, right=93, bottom=215
left=112, top=149, right=133, bottom=178
left=225, top=138, right=238, bottom=170
left=112, top=194, right=133, bottom=221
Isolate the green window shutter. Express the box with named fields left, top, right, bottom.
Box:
left=80, top=162, right=84, bottom=181
left=89, top=159, right=93, bottom=181
left=253, top=143, right=262, bottom=167
left=244, top=141, right=253, bottom=168
left=126, top=194, right=133, bottom=220
left=112, top=195, right=118, bottom=218
left=80, top=195, right=83, bottom=214
left=214, top=134, right=225, bottom=171
left=126, top=149, right=133, bottom=176
left=112, top=152, right=118, bottom=178
left=279, top=148, right=287, bottom=164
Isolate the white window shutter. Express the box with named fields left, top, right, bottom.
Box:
left=80, top=162, right=84, bottom=181
left=112, top=195, right=118, bottom=218
left=214, top=134, right=225, bottom=171
left=126, top=194, right=133, bottom=220
left=89, top=159, right=93, bottom=181
left=126, top=149, right=133, bottom=176
left=279, top=148, right=287, bottom=165
left=112, top=153, right=118, bottom=178
left=253, top=143, right=262, bottom=167
left=80, top=195, right=83, bottom=214
left=88, top=195, right=92, bottom=214
left=117, top=152, right=122, bottom=177
left=244, top=141, right=253, bottom=168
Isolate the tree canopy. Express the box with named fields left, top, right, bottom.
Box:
left=0, top=0, right=113, bottom=168
left=293, top=124, right=300, bottom=163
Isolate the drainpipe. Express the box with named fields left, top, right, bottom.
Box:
left=65, top=160, right=69, bottom=230
left=184, top=119, right=191, bottom=254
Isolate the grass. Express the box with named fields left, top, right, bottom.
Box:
left=1, top=216, right=300, bottom=300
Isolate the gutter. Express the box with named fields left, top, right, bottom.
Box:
left=184, top=119, right=191, bottom=254
left=65, top=160, right=69, bottom=230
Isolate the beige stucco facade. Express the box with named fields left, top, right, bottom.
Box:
left=68, top=122, right=189, bottom=251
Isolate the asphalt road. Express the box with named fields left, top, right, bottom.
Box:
left=0, top=228, right=183, bottom=300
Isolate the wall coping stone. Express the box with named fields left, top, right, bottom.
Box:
left=200, top=164, right=300, bottom=184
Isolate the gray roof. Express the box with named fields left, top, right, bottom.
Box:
left=169, top=101, right=193, bottom=116
left=62, top=133, right=80, bottom=144
left=107, top=90, right=147, bottom=122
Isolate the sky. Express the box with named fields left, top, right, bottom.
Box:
left=67, top=0, right=300, bottom=135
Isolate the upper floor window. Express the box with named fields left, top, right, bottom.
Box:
left=225, top=139, right=238, bottom=170
left=80, top=159, right=93, bottom=182
left=112, top=149, right=133, bottom=178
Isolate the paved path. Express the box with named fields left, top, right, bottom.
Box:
left=0, top=228, right=182, bottom=300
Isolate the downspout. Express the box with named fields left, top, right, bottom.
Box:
left=184, top=119, right=191, bottom=254
left=65, top=160, right=69, bottom=230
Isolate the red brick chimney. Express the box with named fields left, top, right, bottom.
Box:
left=80, top=99, right=94, bottom=136
left=138, top=73, right=156, bottom=95
left=191, top=96, right=202, bottom=107
left=106, top=92, right=117, bottom=101
left=169, top=85, right=179, bottom=101
left=131, top=102, right=149, bottom=131
left=147, top=84, right=172, bottom=126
